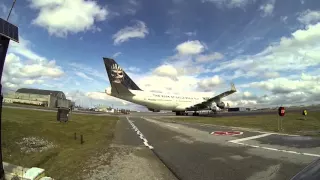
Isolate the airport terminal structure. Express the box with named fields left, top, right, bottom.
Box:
left=3, top=88, right=73, bottom=109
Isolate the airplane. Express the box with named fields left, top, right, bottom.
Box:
left=103, top=57, right=237, bottom=116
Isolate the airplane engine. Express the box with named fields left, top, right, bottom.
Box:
left=105, top=87, right=112, bottom=95
left=208, top=103, right=216, bottom=110
left=148, top=108, right=160, bottom=112
left=216, top=101, right=226, bottom=109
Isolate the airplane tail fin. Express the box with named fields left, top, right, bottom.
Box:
left=230, top=82, right=237, bottom=92
left=103, top=57, right=142, bottom=95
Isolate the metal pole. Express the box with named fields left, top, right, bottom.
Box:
left=7, top=0, right=17, bottom=21
left=0, top=36, right=10, bottom=180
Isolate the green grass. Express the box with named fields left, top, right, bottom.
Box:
left=2, top=107, right=118, bottom=180
left=165, top=112, right=320, bottom=136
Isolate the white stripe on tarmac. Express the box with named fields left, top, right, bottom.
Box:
left=166, top=124, right=179, bottom=129
left=229, top=133, right=272, bottom=143
left=126, top=117, right=154, bottom=149
left=230, top=139, right=320, bottom=158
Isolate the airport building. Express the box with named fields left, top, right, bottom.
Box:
left=3, top=88, right=73, bottom=109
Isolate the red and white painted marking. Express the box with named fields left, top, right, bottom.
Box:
left=228, top=133, right=320, bottom=158
left=210, top=131, right=243, bottom=136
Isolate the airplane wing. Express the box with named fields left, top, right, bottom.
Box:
left=186, top=83, right=237, bottom=111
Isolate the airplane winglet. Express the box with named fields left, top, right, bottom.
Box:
left=231, top=82, right=237, bottom=92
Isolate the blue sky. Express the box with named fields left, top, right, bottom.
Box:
left=1, top=0, right=320, bottom=109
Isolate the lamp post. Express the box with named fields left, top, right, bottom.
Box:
left=0, top=1, right=19, bottom=179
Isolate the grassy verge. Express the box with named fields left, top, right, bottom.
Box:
left=164, top=112, right=320, bottom=136
left=2, top=107, right=118, bottom=180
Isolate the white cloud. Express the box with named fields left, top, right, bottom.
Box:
left=244, top=75, right=320, bottom=95
left=112, top=52, right=122, bottom=58
left=86, top=92, right=129, bottom=105
left=69, top=62, right=107, bottom=80
left=213, top=22, right=320, bottom=77
left=230, top=73, right=320, bottom=107
left=3, top=53, right=64, bottom=90
left=176, top=40, right=206, bottom=55
left=152, top=65, right=178, bottom=80
left=263, top=71, right=280, bottom=78
left=196, top=52, right=224, bottom=63
left=259, top=0, right=275, bottom=17
left=164, top=54, right=210, bottom=76
left=29, top=0, right=108, bottom=37
left=197, top=75, right=224, bottom=91
left=201, top=0, right=255, bottom=8
left=281, top=16, right=288, bottom=23
left=75, top=72, right=94, bottom=81
left=2, top=36, right=66, bottom=91
left=9, top=37, right=46, bottom=63
left=65, top=90, right=134, bottom=108
left=298, top=9, right=320, bottom=25
left=138, top=75, right=199, bottom=93
left=24, top=79, right=44, bottom=85
left=112, top=20, right=149, bottom=45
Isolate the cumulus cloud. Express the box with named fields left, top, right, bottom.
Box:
left=176, top=40, right=206, bottom=55
left=112, top=20, right=149, bottom=45
left=152, top=64, right=178, bottom=80
left=3, top=53, right=64, bottom=90
left=197, top=75, right=224, bottom=91
left=298, top=9, right=320, bottom=25
left=229, top=72, right=320, bottom=107
left=29, top=0, right=108, bottom=37
left=244, top=75, right=320, bottom=95
left=2, top=36, right=66, bottom=91
left=259, top=0, right=275, bottom=17
left=213, top=22, right=320, bottom=78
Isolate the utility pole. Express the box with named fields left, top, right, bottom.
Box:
left=0, top=1, right=19, bottom=179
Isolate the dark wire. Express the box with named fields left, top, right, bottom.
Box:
left=7, top=0, right=17, bottom=21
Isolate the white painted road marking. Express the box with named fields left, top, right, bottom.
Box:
left=126, top=117, right=154, bottom=149
left=229, top=133, right=272, bottom=143
left=229, top=133, right=320, bottom=158
left=210, top=131, right=243, bottom=136
left=166, top=124, right=179, bottom=129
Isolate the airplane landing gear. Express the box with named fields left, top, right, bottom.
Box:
left=175, top=111, right=188, bottom=116
left=192, top=112, right=199, bottom=116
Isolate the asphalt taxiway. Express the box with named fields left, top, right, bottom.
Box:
left=119, top=116, right=320, bottom=180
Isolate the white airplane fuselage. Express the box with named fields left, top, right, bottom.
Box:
left=102, top=57, right=235, bottom=113
left=107, top=89, right=214, bottom=111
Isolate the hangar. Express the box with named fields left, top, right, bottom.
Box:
left=3, top=88, right=73, bottom=108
